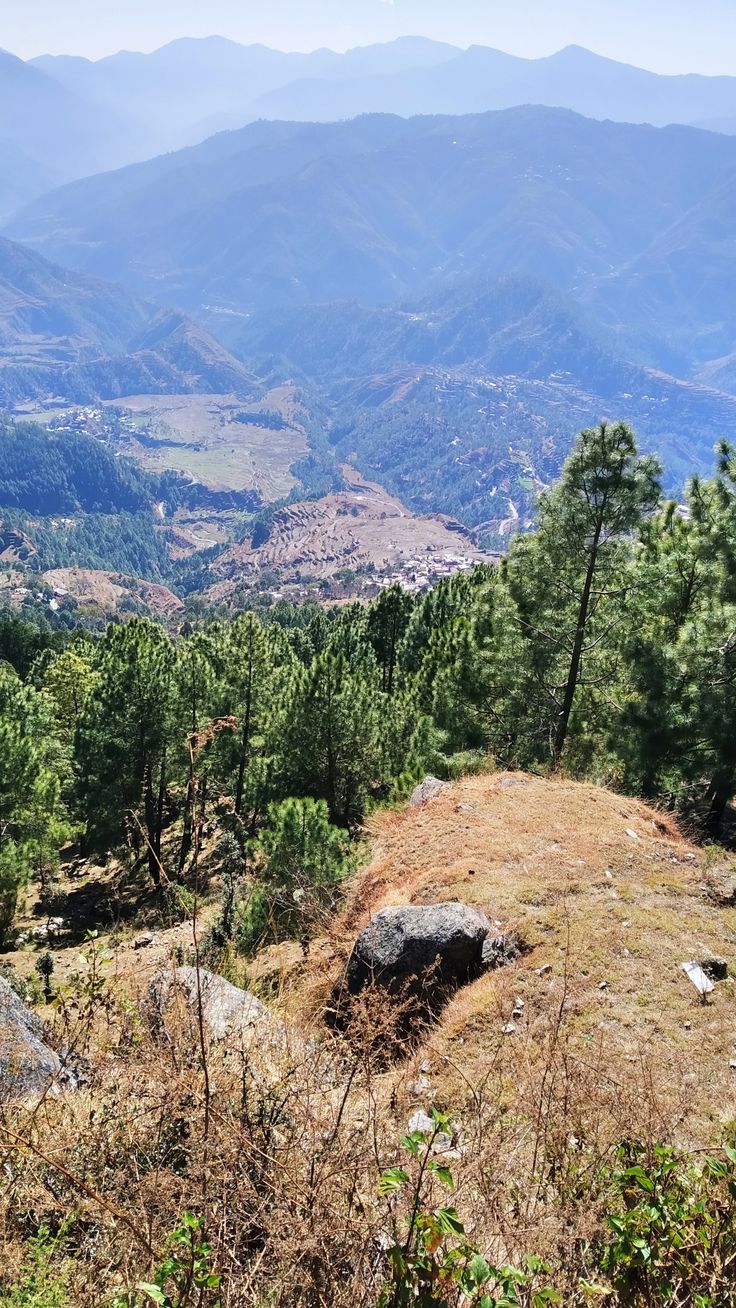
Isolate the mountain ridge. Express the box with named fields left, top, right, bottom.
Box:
left=0, top=237, right=256, bottom=407
left=9, top=107, right=736, bottom=377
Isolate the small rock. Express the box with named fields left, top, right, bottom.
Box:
left=433, top=1133, right=454, bottom=1153
left=730, top=1060, right=736, bottom=1071
left=535, top=963, right=552, bottom=976
left=482, top=933, right=520, bottom=971
left=625, top=828, right=640, bottom=841
left=501, top=1022, right=517, bottom=1036
left=684, top=1021, right=692, bottom=1030
left=622, top=920, right=631, bottom=928
left=704, top=872, right=736, bottom=906
left=514, top=996, right=525, bottom=1010
left=408, top=1110, right=434, bottom=1134
left=133, top=932, right=156, bottom=951
left=409, top=777, right=447, bottom=807
left=598, top=981, right=608, bottom=990
left=605, top=870, right=613, bottom=881
left=409, top=1076, right=434, bottom=1098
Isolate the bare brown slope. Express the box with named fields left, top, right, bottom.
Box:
left=307, top=773, right=736, bottom=1138
left=206, top=470, right=494, bottom=598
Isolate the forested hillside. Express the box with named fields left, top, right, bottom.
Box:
left=4, top=421, right=736, bottom=946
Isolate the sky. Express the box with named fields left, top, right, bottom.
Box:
left=4, top=0, right=736, bottom=75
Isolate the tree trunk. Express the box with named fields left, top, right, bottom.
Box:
left=234, top=660, right=254, bottom=816
left=143, top=764, right=160, bottom=887
left=552, top=517, right=603, bottom=767
left=155, top=747, right=166, bottom=864
left=705, top=770, right=734, bottom=837
left=178, top=768, right=195, bottom=874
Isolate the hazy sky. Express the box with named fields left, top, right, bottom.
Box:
left=5, top=0, right=736, bottom=75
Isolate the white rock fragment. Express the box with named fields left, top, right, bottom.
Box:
left=408, top=1110, right=435, bottom=1135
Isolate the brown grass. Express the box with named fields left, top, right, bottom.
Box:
left=3, top=772, right=736, bottom=1305
left=302, top=772, right=736, bottom=1139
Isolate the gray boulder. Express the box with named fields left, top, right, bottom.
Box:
left=409, top=777, right=447, bottom=807
left=148, top=966, right=280, bottom=1045
left=345, top=903, right=490, bottom=998
left=704, top=869, right=736, bottom=906
left=0, top=978, right=61, bottom=1100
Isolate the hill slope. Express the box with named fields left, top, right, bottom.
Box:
left=0, top=49, right=145, bottom=217
left=236, top=278, right=736, bottom=535
left=10, top=108, right=736, bottom=376
left=314, top=770, right=736, bottom=1137
left=0, top=239, right=256, bottom=407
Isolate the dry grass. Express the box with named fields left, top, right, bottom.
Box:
left=302, top=772, right=736, bottom=1141
left=4, top=773, right=736, bottom=1305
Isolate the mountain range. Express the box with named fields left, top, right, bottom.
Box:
left=4, top=80, right=736, bottom=543
left=5, top=35, right=736, bottom=218
left=9, top=107, right=736, bottom=382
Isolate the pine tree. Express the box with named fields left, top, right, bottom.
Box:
left=366, top=584, right=414, bottom=694
left=508, top=422, right=661, bottom=768
left=240, top=797, right=353, bottom=950
left=0, top=665, right=67, bottom=943
left=274, top=651, right=382, bottom=827
left=213, top=614, right=295, bottom=825
left=77, top=618, right=175, bottom=884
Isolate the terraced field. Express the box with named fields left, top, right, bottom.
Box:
left=104, top=386, right=309, bottom=499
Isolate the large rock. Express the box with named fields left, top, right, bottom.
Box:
left=345, top=903, right=491, bottom=999
left=148, top=966, right=277, bottom=1044
left=409, top=777, right=447, bottom=807
left=0, top=978, right=61, bottom=1100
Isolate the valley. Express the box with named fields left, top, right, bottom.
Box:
left=4, top=20, right=736, bottom=1303
left=203, top=467, right=496, bottom=606
left=97, top=389, right=309, bottom=499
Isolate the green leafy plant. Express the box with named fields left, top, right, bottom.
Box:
left=594, top=1140, right=736, bottom=1306
left=115, top=1213, right=220, bottom=1308
left=378, top=1109, right=560, bottom=1307
left=0, top=1223, right=71, bottom=1308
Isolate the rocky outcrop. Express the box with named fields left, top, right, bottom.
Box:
left=409, top=777, right=447, bottom=807
left=0, top=978, right=61, bottom=1100
left=344, top=903, right=491, bottom=1000
left=148, top=966, right=279, bottom=1045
